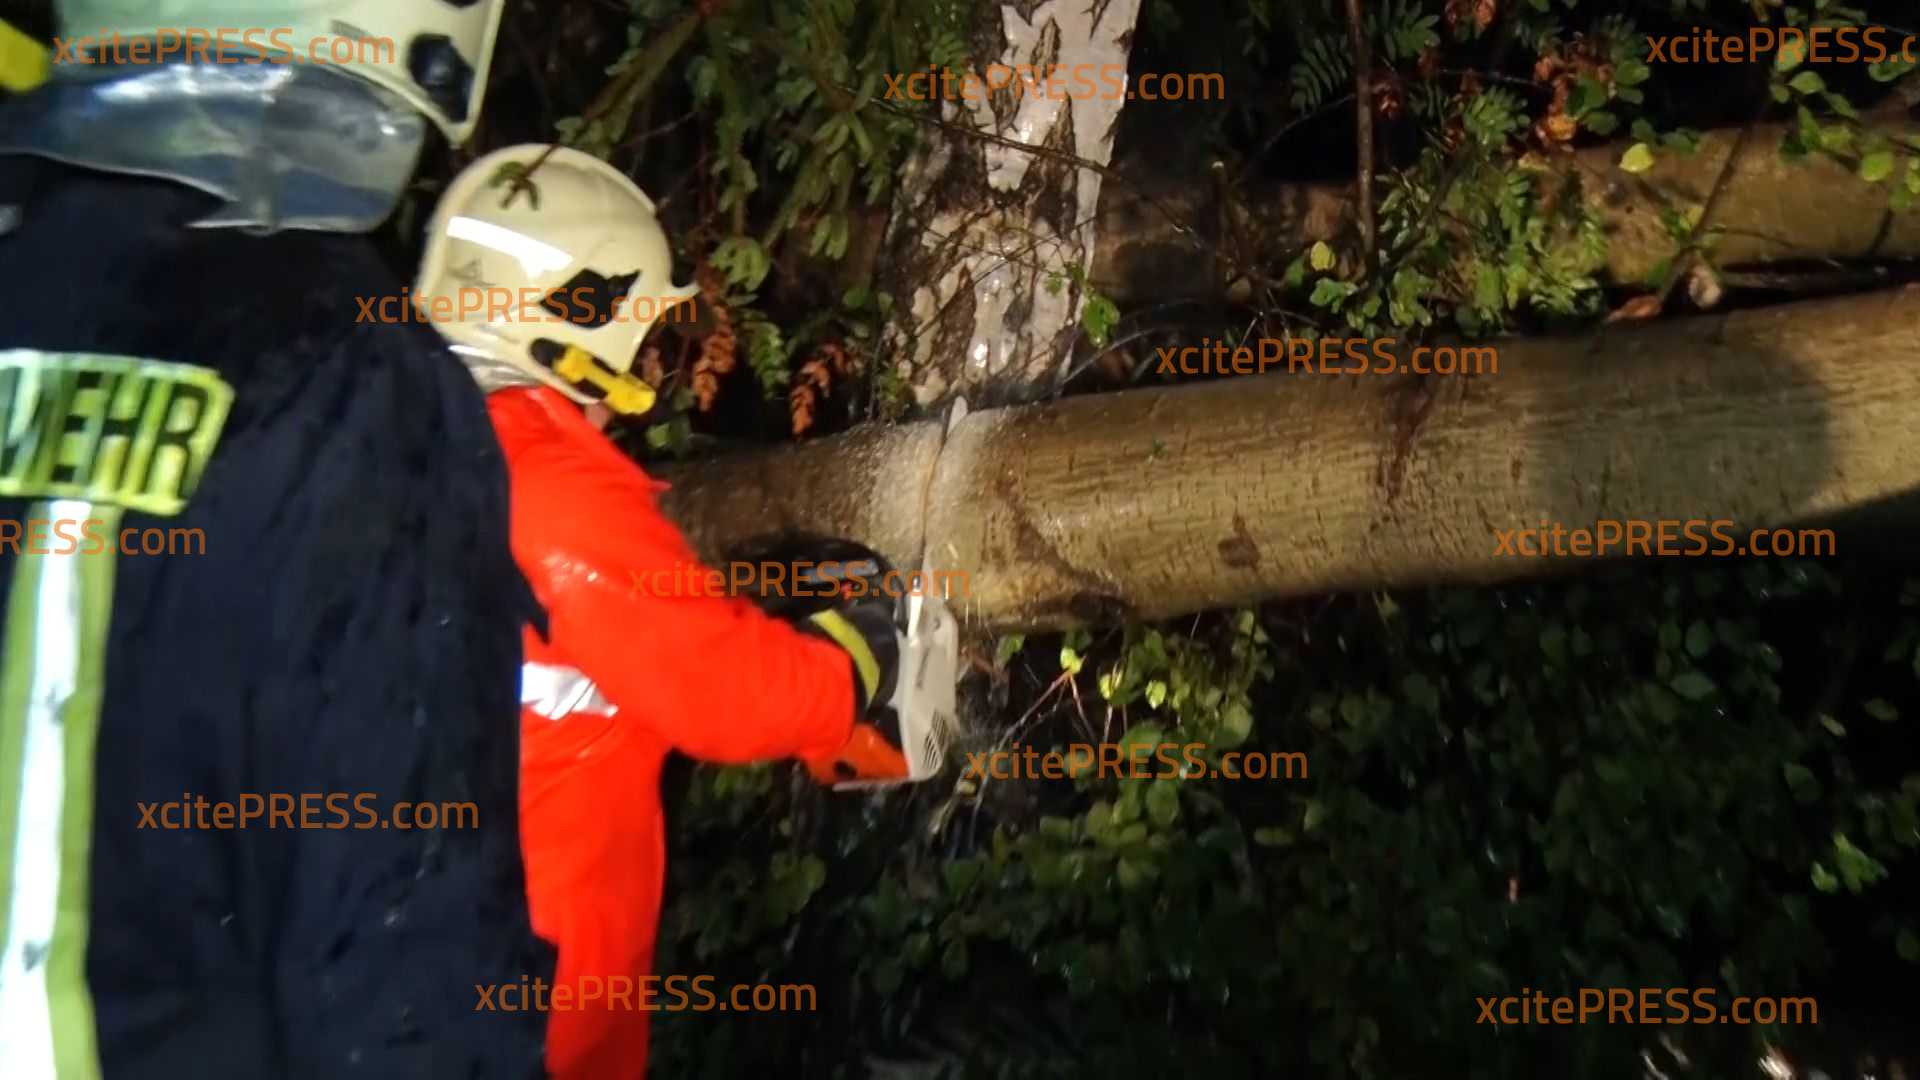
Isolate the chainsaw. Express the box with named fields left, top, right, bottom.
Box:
left=726, top=402, right=967, bottom=790
left=726, top=534, right=958, bottom=789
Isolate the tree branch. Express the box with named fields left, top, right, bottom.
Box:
left=1342, top=0, right=1377, bottom=277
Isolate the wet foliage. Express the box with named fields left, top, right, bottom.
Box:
left=656, top=556, right=1920, bottom=1077
left=595, top=1, right=1920, bottom=1075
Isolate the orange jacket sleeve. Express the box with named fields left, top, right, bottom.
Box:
left=488, top=386, right=856, bottom=763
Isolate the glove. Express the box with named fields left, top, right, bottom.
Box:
left=797, top=600, right=909, bottom=785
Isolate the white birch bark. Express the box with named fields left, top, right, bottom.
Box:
left=880, top=0, right=1143, bottom=409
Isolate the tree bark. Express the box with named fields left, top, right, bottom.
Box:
left=660, top=288, right=1920, bottom=630
left=877, top=0, right=1142, bottom=410
left=1092, top=116, right=1920, bottom=304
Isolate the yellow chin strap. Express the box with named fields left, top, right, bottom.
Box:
left=553, top=345, right=658, bottom=416
left=0, top=20, right=52, bottom=94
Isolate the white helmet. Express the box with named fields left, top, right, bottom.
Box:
left=58, top=0, right=505, bottom=145
left=416, top=143, right=699, bottom=414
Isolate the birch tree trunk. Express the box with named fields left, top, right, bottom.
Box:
left=879, top=0, right=1142, bottom=410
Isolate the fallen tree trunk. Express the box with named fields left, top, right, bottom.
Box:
left=1092, top=116, right=1920, bottom=304
left=659, top=287, right=1920, bottom=631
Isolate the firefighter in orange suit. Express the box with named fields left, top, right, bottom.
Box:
left=417, top=143, right=909, bottom=1079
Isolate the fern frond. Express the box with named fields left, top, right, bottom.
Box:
left=1290, top=34, right=1350, bottom=110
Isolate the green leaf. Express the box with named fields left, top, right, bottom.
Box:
left=1120, top=723, right=1165, bottom=760
left=1567, top=78, right=1604, bottom=117
left=1783, top=763, right=1821, bottom=803
left=1252, top=826, right=1294, bottom=847
left=1620, top=143, right=1656, bottom=174
left=1217, top=702, right=1253, bottom=748
left=1146, top=780, right=1180, bottom=828
left=1871, top=57, right=1919, bottom=83
left=1080, top=289, right=1119, bottom=349
left=1811, top=862, right=1839, bottom=893
left=1084, top=800, right=1112, bottom=836
left=1310, top=240, right=1336, bottom=271
left=1863, top=698, right=1900, bottom=722
left=1145, top=679, right=1168, bottom=710
left=1831, top=832, right=1888, bottom=891
left=1776, top=36, right=1808, bottom=71
left=1685, top=620, right=1713, bottom=659
left=1582, top=110, right=1619, bottom=136
left=1670, top=671, right=1717, bottom=701
left=1860, top=150, right=1895, bottom=183
left=1116, top=855, right=1155, bottom=890
left=1310, top=278, right=1357, bottom=308
left=994, top=633, right=1026, bottom=667
left=1789, top=70, right=1826, bottom=95
left=1303, top=800, right=1326, bottom=832
left=1472, top=263, right=1503, bottom=311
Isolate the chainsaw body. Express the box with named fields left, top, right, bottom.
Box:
left=727, top=537, right=956, bottom=788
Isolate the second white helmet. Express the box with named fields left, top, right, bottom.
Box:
left=416, top=144, right=699, bottom=413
